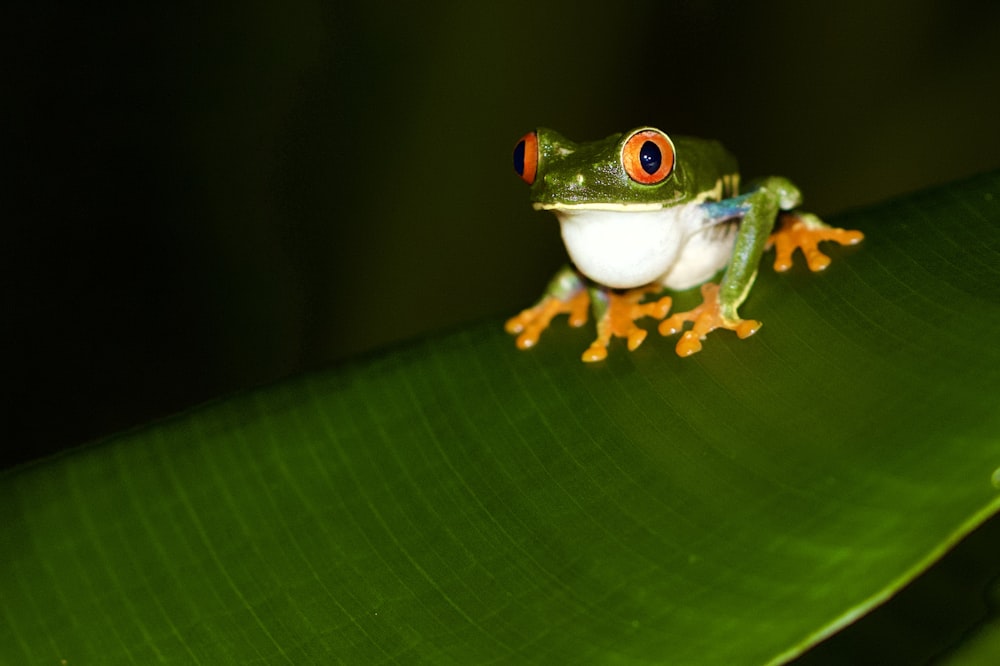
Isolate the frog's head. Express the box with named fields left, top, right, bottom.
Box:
left=513, top=127, right=691, bottom=211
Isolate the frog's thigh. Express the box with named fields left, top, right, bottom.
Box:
left=717, top=187, right=784, bottom=321
left=743, top=176, right=802, bottom=210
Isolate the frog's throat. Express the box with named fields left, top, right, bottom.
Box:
left=553, top=205, right=704, bottom=289
left=533, top=202, right=664, bottom=212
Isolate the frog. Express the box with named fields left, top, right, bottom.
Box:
left=506, top=126, right=863, bottom=362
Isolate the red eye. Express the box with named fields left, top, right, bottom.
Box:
left=513, top=131, right=538, bottom=185
left=622, top=129, right=675, bottom=184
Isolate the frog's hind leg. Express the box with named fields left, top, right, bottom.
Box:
left=659, top=283, right=761, bottom=356
left=659, top=176, right=793, bottom=356
left=769, top=211, right=864, bottom=272
left=582, top=285, right=672, bottom=362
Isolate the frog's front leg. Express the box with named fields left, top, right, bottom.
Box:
left=506, top=265, right=590, bottom=350
left=507, top=266, right=671, bottom=360
left=581, top=285, right=673, bottom=362
left=659, top=176, right=794, bottom=356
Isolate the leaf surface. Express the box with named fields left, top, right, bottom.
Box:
left=4, top=173, right=1000, bottom=664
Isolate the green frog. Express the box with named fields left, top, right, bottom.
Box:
left=507, top=126, right=863, bottom=361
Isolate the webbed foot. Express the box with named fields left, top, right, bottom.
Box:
left=769, top=211, right=864, bottom=272
left=658, top=283, right=760, bottom=357
left=506, top=290, right=590, bottom=350
left=582, top=287, right=672, bottom=362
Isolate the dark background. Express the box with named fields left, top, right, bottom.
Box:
left=6, top=0, right=1000, bottom=468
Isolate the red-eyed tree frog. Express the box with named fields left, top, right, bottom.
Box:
left=506, top=127, right=863, bottom=362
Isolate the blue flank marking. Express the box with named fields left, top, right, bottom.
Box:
left=699, top=192, right=753, bottom=224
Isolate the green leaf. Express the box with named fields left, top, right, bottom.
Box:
left=4, top=172, right=1000, bottom=664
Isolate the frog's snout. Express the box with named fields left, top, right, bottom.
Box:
left=544, top=171, right=586, bottom=190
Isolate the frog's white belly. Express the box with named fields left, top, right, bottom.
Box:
left=555, top=204, right=737, bottom=290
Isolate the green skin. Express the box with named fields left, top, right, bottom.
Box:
left=526, top=127, right=802, bottom=325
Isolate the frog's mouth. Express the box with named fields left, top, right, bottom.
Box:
left=533, top=201, right=666, bottom=213
left=551, top=206, right=692, bottom=289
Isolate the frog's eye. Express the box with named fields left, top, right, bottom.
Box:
left=513, top=131, right=538, bottom=185
left=622, top=129, right=675, bottom=185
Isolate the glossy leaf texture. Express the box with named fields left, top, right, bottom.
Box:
left=3, top=172, right=1000, bottom=664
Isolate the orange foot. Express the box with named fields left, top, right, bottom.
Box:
left=582, top=287, right=672, bottom=362
left=658, top=283, right=760, bottom=357
left=506, top=290, right=590, bottom=350
left=769, top=212, right=864, bottom=272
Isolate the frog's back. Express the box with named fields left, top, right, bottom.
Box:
left=672, top=136, right=739, bottom=200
